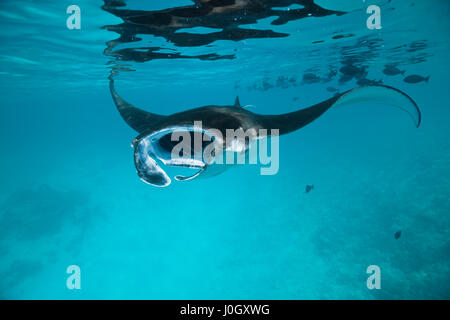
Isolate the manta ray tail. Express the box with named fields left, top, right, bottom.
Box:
left=258, top=85, right=421, bottom=135
left=109, top=78, right=165, bottom=133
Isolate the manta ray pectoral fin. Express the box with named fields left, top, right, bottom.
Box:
left=258, top=85, right=421, bottom=135
left=109, top=78, right=166, bottom=133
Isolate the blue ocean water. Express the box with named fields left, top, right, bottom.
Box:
left=0, top=0, right=449, bottom=299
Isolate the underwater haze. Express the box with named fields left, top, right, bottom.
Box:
left=0, top=0, right=449, bottom=299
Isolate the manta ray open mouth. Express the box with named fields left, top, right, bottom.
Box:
left=133, top=126, right=219, bottom=187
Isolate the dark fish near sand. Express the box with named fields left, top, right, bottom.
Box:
left=305, top=185, right=314, bottom=193
left=404, top=75, right=430, bottom=83
left=394, top=230, right=402, bottom=239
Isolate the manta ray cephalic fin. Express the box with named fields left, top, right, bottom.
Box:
left=234, top=96, right=241, bottom=108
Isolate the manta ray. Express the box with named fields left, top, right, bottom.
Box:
left=110, top=79, right=421, bottom=187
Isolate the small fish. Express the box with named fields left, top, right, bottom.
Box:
left=340, top=65, right=367, bottom=78
left=338, top=74, right=353, bottom=84
left=305, top=185, right=314, bottom=193
left=394, top=230, right=402, bottom=239
left=383, top=65, right=405, bottom=76
left=327, top=68, right=337, bottom=78
left=276, top=76, right=290, bottom=88
left=357, top=78, right=383, bottom=86
left=302, top=73, right=321, bottom=84
left=340, top=65, right=359, bottom=75
left=327, top=87, right=338, bottom=92
left=403, top=75, right=430, bottom=83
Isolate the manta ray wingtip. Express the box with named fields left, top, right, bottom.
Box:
left=335, top=85, right=422, bottom=129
